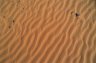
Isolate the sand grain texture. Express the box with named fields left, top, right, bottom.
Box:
left=0, top=0, right=96, bottom=63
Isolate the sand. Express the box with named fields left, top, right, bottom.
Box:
left=0, top=0, right=96, bottom=63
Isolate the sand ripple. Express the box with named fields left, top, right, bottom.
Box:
left=0, top=0, right=96, bottom=63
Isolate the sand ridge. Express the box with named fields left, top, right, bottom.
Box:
left=0, top=0, right=96, bottom=63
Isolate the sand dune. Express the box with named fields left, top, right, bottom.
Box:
left=0, top=0, right=96, bottom=63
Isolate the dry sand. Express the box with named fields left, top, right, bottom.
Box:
left=0, top=0, right=96, bottom=63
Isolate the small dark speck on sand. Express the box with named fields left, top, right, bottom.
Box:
left=75, top=13, right=80, bottom=17
left=13, top=20, right=15, bottom=23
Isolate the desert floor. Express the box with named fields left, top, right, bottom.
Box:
left=0, top=0, right=96, bottom=63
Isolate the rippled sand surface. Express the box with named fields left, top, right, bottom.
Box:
left=0, top=0, right=96, bottom=63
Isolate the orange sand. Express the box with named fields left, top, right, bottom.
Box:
left=0, top=0, right=96, bottom=63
